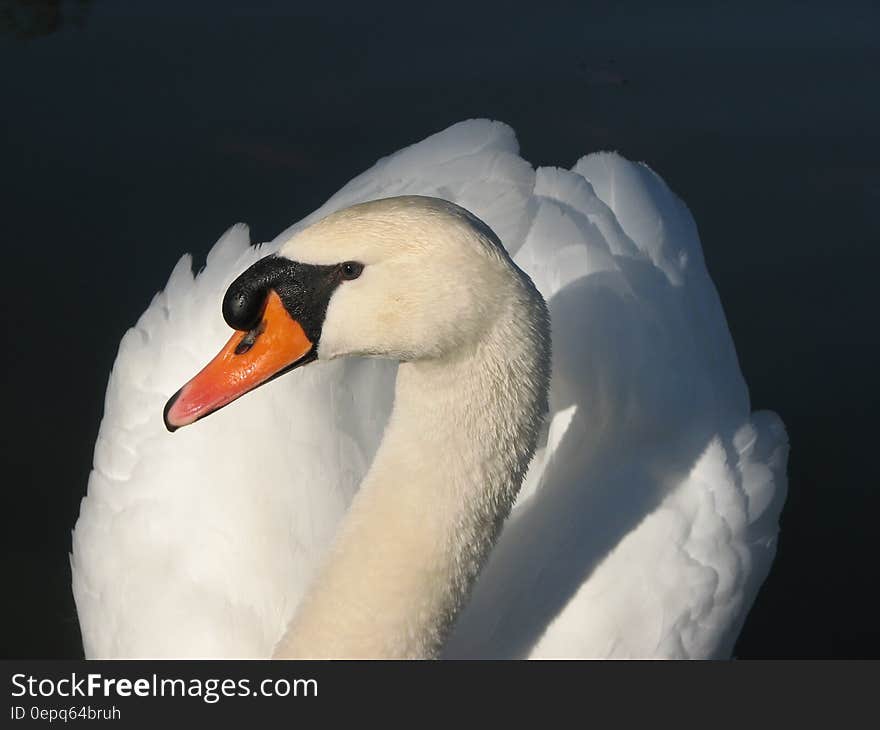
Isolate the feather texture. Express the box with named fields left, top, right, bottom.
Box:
left=72, top=120, right=787, bottom=658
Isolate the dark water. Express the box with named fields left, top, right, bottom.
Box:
left=1, top=0, right=878, bottom=658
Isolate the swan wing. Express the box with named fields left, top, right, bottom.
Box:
left=445, top=149, right=788, bottom=658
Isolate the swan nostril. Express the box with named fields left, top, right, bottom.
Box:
left=234, top=320, right=266, bottom=355
left=234, top=333, right=254, bottom=356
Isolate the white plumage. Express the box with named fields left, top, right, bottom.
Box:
left=72, top=119, right=788, bottom=658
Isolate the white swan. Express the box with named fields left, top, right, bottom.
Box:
left=71, top=119, right=788, bottom=658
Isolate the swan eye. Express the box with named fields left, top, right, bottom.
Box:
left=340, top=261, right=363, bottom=280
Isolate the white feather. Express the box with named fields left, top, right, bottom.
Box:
left=72, top=119, right=787, bottom=658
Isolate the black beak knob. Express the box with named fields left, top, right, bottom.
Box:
left=222, top=255, right=292, bottom=331
left=222, top=275, right=267, bottom=331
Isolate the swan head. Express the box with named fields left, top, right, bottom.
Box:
left=164, top=195, right=541, bottom=431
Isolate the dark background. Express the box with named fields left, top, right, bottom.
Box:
left=1, top=0, right=877, bottom=658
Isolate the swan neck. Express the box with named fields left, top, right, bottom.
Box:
left=274, top=293, right=549, bottom=658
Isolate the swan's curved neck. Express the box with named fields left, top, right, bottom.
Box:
left=273, top=288, right=549, bottom=658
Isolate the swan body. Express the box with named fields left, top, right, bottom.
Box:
left=72, top=120, right=788, bottom=658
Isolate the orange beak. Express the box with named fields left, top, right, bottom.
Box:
left=163, top=290, right=314, bottom=431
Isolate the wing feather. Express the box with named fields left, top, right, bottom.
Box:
left=73, top=120, right=787, bottom=658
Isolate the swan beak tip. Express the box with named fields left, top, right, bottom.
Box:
left=163, top=389, right=182, bottom=433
